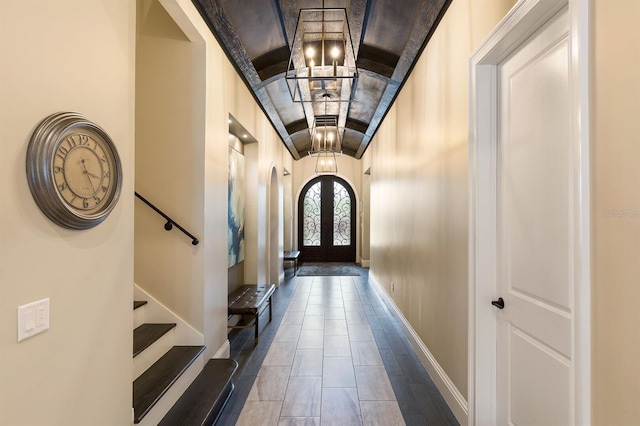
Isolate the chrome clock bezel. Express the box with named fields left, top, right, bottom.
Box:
left=26, top=112, right=123, bottom=230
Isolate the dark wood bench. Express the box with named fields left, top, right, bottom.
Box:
left=284, top=250, right=301, bottom=275
left=228, top=284, right=275, bottom=344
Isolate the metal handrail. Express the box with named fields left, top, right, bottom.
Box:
left=134, top=192, right=199, bottom=245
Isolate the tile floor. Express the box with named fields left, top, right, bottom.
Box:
left=218, top=269, right=459, bottom=426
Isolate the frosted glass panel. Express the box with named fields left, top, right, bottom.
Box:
left=333, top=181, right=351, bottom=246
left=303, top=182, right=321, bottom=246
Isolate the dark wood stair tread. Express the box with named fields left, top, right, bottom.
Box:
left=159, top=358, right=238, bottom=426
left=133, top=345, right=206, bottom=424
left=134, top=300, right=148, bottom=310
left=133, top=323, right=176, bottom=357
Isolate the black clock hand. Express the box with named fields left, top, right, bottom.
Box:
left=81, top=159, right=96, bottom=191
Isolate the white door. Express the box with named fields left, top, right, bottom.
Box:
left=496, top=7, right=573, bottom=425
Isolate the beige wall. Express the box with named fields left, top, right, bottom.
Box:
left=592, top=1, right=640, bottom=424
left=135, top=0, right=205, bottom=331
left=368, top=0, right=516, bottom=400
left=136, top=0, right=287, bottom=356
left=0, top=1, right=135, bottom=424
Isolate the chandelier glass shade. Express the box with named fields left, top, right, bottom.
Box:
left=286, top=8, right=358, bottom=103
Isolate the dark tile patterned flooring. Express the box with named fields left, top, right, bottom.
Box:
left=217, top=267, right=459, bottom=425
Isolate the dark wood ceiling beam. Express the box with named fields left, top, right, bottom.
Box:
left=285, top=119, right=308, bottom=135
left=356, top=68, right=398, bottom=87
left=253, top=46, right=290, bottom=81
left=345, top=118, right=368, bottom=134
left=356, top=44, right=399, bottom=78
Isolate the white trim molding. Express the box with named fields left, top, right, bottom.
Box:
left=468, top=0, right=590, bottom=424
left=369, top=271, right=468, bottom=425
left=213, top=339, right=231, bottom=359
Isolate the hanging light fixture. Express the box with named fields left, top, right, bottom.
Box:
left=310, top=116, right=341, bottom=174
left=286, top=5, right=358, bottom=103
left=314, top=150, right=338, bottom=174
left=309, top=95, right=342, bottom=174
left=309, top=115, right=342, bottom=156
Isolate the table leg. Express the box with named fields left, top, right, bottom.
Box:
left=254, top=311, right=259, bottom=344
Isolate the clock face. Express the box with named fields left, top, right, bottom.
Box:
left=52, top=131, right=116, bottom=214
left=26, top=112, right=122, bottom=230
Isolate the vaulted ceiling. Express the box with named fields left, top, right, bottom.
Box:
left=192, top=0, right=451, bottom=160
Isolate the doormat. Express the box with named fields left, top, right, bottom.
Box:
left=297, top=262, right=361, bottom=276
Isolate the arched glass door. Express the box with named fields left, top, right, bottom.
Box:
left=298, top=176, right=356, bottom=262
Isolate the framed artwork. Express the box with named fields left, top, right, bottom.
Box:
left=228, top=146, right=245, bottom=267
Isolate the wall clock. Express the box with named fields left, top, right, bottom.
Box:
left=26, top=112, right=123, bottom=230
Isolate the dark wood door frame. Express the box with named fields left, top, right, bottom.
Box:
left=298, top=176, right=356, bottom=262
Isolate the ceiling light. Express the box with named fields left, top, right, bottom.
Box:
left=308, top=93, right=343, bottom=163
left=315, top=150, right=338, bottom=175
left=286, top=7, right=358, bottom=103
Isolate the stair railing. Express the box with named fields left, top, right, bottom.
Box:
left=134, top=192, right=200, bottom=245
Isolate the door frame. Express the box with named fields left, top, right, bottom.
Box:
left=295, top=173, right=361, bottom=263
left=468, top=0, right=590, bottom=424
left=297, top=175, right=357, bottom=262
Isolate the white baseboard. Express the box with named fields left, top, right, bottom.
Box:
left=368, top=271, right=468, bottom=426
left=134, top=283, right=204, bottom=345
left=360, top=259, right=370, bottom=267
left=213, top=339, right=231, bottom=359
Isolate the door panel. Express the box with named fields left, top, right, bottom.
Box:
left=299, top=176, right=356, bottom=262
left=497, top=7, right=572, bottom=425
left=510, top=328, right=571, bottom=426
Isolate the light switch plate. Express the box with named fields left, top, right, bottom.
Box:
left=18, top=298, right=49, bottom=342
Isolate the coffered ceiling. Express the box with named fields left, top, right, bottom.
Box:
left=192, top=0, right=451, bottom=160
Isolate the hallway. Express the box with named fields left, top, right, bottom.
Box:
left=219, top=269, right=458, bottom=425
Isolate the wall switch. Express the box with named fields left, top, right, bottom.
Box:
left=18, top=298, right=49, bottom=342
left=391, top=282, right=395, bottom=292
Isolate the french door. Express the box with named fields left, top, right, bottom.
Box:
left=298, top=176, right=356, bottom=262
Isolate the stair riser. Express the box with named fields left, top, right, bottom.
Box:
left=135, top=353, right=204, bottom=426
left=133, top=330, right=175, bottom=380
left=134, top=284, right=203, bottom=345
left=133, top=305, right=146, bottom=329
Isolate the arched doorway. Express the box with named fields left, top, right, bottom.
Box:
left=298, top=175, right=356, bottom=262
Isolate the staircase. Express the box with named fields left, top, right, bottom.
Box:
left=132, top=295, right=237, bottom=425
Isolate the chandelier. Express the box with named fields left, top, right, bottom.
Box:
left=309, top=115, right=341, bottom=174
left=309, top=115, right=342, bottom=156
left=308, top=92, right=342, bottom=174
left=286, top=7, right=358, bottom=103
left=314, top=150, right=338, bottom=174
